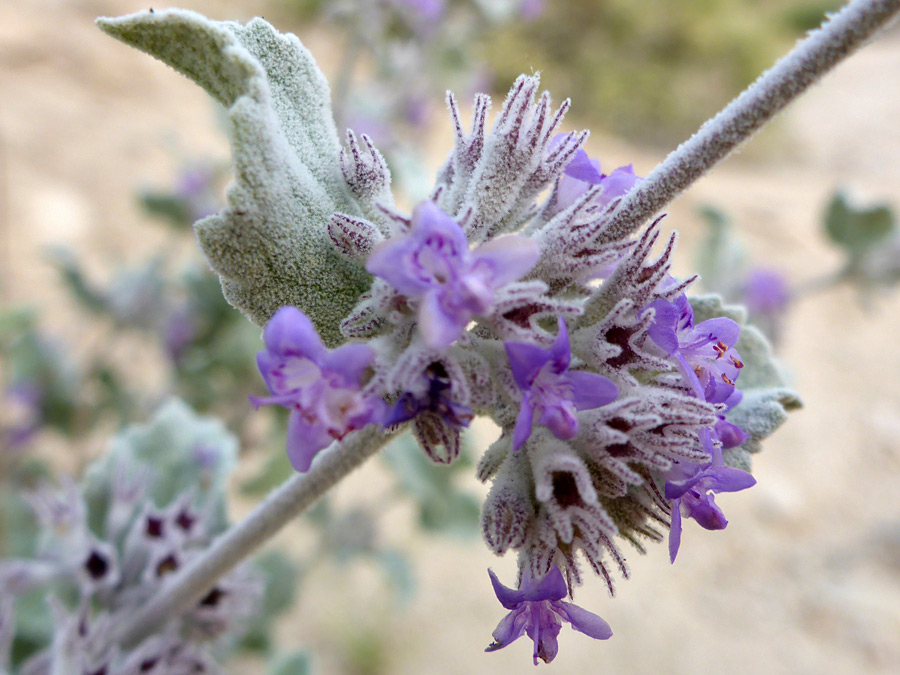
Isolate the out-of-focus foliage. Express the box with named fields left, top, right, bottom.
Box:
left=484, top=0, right=842, bottom=144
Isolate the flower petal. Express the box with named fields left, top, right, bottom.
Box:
left=668, top=501, right=683, bottom=563
left=263, top=306, right=326, bottom=363
left=419, top=290, right=464, bottom=349
left=704, top=466, right=757, bottom=493
left=567, top=371, right=619, bottom=410
left=322, top=342, right=375, bottom=385
left=548, top=317, right=571, bottom=373
left=488, top=568, right=526, bottom=610
left=486, top=608, right=526, bottom=652
left=505, top=342, right=551, bottom=390
left=285, top=410, right=333, bottom=473
left=512, top=396, right=535, bottom=452
left=558, top=601, right=613, bottom=640
left=564, top=148, right=604, bottom=183
left=523, top=564, right=568, bottom=602
left=694, top=317, right=741, bottom=347
left=471, top=235, right=540, bottom=288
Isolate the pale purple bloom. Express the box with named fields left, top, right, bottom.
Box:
left=519, top=0, right=546, bottom=21
left=486, top=565, right=612, bottom=665
left=551, top=135, right=642, bottom=213
left=367, top=201, right=539, bottom=349
left=665, top=418, right=754, bottom=562
left=393, top=0, right=444, bottom=23
left=506, top=318, right=618, bottom=451
left=743, top=268, right=791, bottom=317
left=251, top=307, right=385, bottom=472
left=645, top=293, right=744, bottom=404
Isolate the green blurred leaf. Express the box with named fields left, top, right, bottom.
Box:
left=824, top=191, right=896, bottom=256
left=382, top=435, right=480, bottom=538
left=374, top=550, right=415, bottom=603
left=268, top=651, right=312, bottom=675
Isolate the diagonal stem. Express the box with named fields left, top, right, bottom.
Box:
left=602, top=0, right=900, bottom=242
left=111, top=425, right=396, bottom=649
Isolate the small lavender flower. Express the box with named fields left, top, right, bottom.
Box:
left=645, top=293, right=744, bottom=403
left=506, top=318, right=618, bottom=451
left=366, top=200, right=539, bottom=349
left=486, top=565, right=612, bottom=665
left=252, top=307, right=385, bottom=472
left=665, top=429, right=756, bottom=562
left=551, top=135, right=642, bottom=214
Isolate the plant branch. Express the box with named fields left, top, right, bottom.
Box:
left=602, top=0, right=900, bottom=242
left=111, top=425, right=396, bottom=649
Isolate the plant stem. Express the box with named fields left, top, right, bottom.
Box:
left=111, top=425, right=395, bottom=649
left=602, top=0, right=900, bottom=242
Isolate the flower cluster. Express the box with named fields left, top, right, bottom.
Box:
left=0, top=402, right=264, bottom=673
left=240, top=70, right=799, bottom=665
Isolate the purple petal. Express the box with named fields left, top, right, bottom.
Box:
left=558, top=602, right=613, bottom=640
left=548, top=317, right=571, bottom=373
left=471, top=235, right=540, bottom=288
left=523, top=565, right=568, bottom=602
left=686, top=494, right=728, bottom=530
left=488, top=569, right=526, bottom=610
left=486, top=608, right=526, bottom=652
left=263, top=307, right=326, bottom=363
left=715, top=418, right=749, bottom=449
left=539, top=402, right=579, bottom=441
left=530, top=619, right=562, bottom=665
left=567, top=371, right=619, bottom=410
left=512, top=397, right=535, bottom=452
left=366, top=238, right=431, bottom=297
left=419, top=290, right=464, bottom=349
left=704, top=466, right=757, bottom=493
left=644, top=299, right=680, bottom=354
left=322, top=342, right=375, bottom=385
left=285, top=411, right=333, bottom=473
left=564, top=150, right=604, bottom=184
left=694, top=317, right=741, bottom=347
left=668, top=502, right=683, bottom=563
left=599, top=165, right=640, bottom=203
left=505, top=342, right=551, bottom=390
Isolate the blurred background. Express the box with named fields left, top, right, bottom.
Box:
left=2, top=0, right=900, bottom=672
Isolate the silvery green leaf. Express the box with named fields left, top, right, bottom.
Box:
left=824, top=190, right=896, bottom=258
left=97, top=10, right=373, bottom=345
left=268, top=651, right=312, bottom=675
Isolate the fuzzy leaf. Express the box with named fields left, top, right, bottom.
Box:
left=97, top=10, right=372, bottom=345
left=824, top=190, right=896, bottom=257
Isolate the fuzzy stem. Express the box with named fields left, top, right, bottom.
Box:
left=111, top=425, right=395, bottom=649
left=602, top=0, right=900, bottom=242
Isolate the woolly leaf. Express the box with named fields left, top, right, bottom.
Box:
left=824, top=191, right=896, bottom=256
left=97, top=10, right=372, bottom=345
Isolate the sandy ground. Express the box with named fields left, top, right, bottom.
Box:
left=3, top=1, right=900, bottom=673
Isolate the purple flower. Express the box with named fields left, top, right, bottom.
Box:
left=367, top=201, right=539, bottom=349
left=743, top=268, right=791, bottom=317
left=551, top=135, right=642, bottom=213
left=251, top=307, right=385, bottom=472
left=645, top=293, right=744, bottom=404
left=506, top=318, right=618, bottom=451
left=486, top=565, right=612, bottom=665
left=384, top=363, right=473, bottom=429
left=392, top=0, right=444, bottom=23
left=665, top=423, right=755, bottom=562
